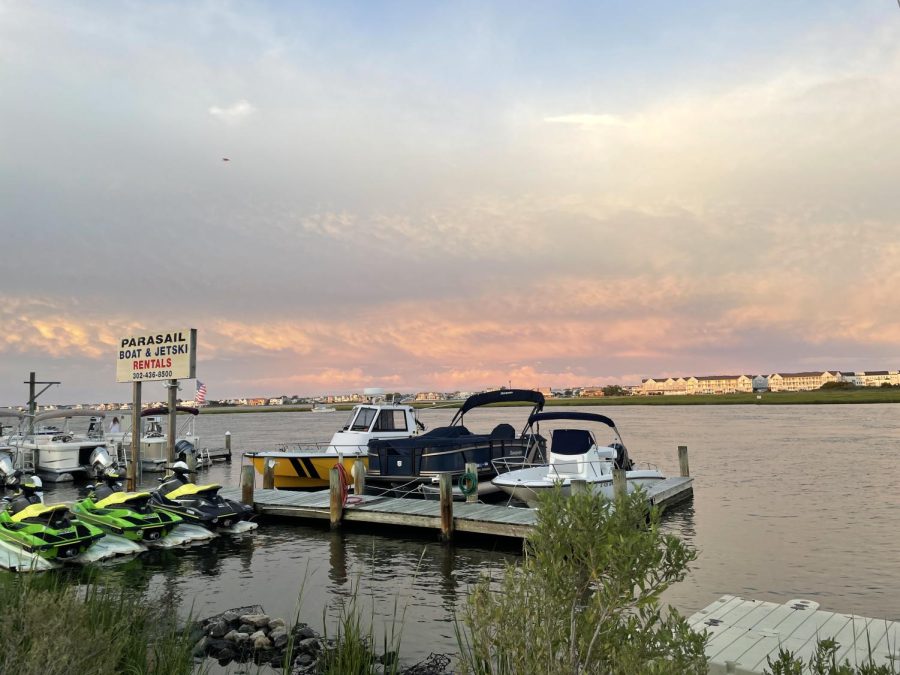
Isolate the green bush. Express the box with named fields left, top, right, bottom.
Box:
left=457, top=488, right=708, bottom=674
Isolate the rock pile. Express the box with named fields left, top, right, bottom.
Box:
left=193, top=606, right=452, bottom=674
left=192, top=605, right=325, bottom=671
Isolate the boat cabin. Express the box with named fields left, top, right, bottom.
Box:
left=328, top=404, right=420, bottom=453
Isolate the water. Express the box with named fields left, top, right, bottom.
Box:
left=29, top=404, right=900, bottom=665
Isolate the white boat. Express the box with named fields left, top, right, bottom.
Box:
left=310, top=403, right=337, bottom=413
left=8, top=409, right=111, bottom=482
left=246, top=389, right=422, bottom=489
left=107, top=406, right=203, bottom=473
left=491, top=411, right=666, bottom=507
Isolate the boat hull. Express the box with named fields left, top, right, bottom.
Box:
left=248, top=452, right=367, bottom=489
left=492, top=468, right=666, bottom=507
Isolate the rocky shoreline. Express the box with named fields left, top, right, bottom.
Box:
left=193, top=606, right=450, bottom=674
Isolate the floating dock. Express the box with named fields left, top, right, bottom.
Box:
left=690, top=595, right=900, bottom=674
left=220, top=475, right=693, bottom=540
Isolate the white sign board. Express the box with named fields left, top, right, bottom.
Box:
left=116, top=328, right=197, bottom=383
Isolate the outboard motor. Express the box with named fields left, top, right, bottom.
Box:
left=611, top=442, right=633, bottom=471
left=0, top=455, right=20, bottom=492
left=174, top=439, right=196, bottom=463
left=89, top=446, right=116, bottom=479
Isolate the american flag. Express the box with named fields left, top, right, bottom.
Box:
left=195, top=380, right=207, bottom=406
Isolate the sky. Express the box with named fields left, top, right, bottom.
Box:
left=2, top=0, right=900, bottom=405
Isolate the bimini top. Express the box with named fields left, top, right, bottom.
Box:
left=450, top=389, right=545, bottom=425
left=527, top=411, right=617, bottom=428
left=0, top=409, right=25, bottom=419
left=32, top=409, right=106, bottom=424
left=141, top=406, right=200, bottom=417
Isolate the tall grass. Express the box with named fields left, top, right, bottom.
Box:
left=0, top=573, right=198, bottom=675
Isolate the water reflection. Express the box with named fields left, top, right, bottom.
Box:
left=18, top=404, right=900, bottom=662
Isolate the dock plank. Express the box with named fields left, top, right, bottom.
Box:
left=692, top=596, right=899, bottom=674
left=220, top=474, right=693, bottom=540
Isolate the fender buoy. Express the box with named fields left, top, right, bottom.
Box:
left=458, top=471, right=478, bottom=497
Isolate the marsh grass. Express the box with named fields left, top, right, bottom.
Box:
left=0, top=572, right=198, bottom=675
left=766, top=636, right=900, bottom=675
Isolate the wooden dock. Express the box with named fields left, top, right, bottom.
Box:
left=690, top=595, right=900, bottom=674
left=220, top=476, right=693, bottom=540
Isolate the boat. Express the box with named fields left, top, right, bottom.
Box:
left=310, top=403, right=337, bottom=413
left=245, top=391, right=423, bottom=489
left=0, top=467, right=105, bottom=561
left=150, top=462, right=254, bottom=531
left=106, top=406, right=203, bottom=472
left=71, top=468, right=182, bottom=543
left=491, top=411, right=666, bottom=507
left=7, top=409, right=111, bottom=482
left=366, top=389, right=546, bottom=497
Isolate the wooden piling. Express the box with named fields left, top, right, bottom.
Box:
left=186, top=449, right=197, bottom=476
left=612, top=468, right=626, bottom=500
left=439, top=473, right=453, bottom=541
left=353, top=458, right=366, bottom=495
left=678, top=445, right=690, bottom=477
left=329, top=467, right=343, bottom=529
left=464, top=462, right=478, bottom=503
left=570, top=478, right=588, bottom=496
left=225, top=431, right=232, bottom=459
left=263, top=460, right=275, bottom=489
left=240, top=464, right=254, bottom=505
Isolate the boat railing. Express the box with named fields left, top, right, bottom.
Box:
left=492, top=456, right=540, bottom=474
left=270, top=441, right=367, bottom=454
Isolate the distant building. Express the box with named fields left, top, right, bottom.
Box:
left=752, top=375, right=769, bottom=392
left=641, top=377, right=688, bottom=396
left=580, top=387, right=605, bottom=397
left=687, top=375, right=753, bottom=395
left=415, top=392, right=443, bottom=402
left=768, top=371, right=838, bottom=392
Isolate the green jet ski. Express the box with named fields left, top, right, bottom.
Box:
left=0, top=473, right=105, bottom=561
left=71, top=469, right=182, bottom=542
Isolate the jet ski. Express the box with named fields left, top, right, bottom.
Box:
left=150, top=461, right=253, bottom=530
left=0, top=467, right=104, bottom=562
left=71, top=468, right=182, bottom=543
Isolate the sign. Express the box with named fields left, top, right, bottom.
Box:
left=116, top=328, right=197, bottom=383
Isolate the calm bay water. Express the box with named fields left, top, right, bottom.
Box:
left=42, top=404, right=900, bottom=665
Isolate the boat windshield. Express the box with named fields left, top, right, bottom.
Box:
left=372, top=409, right=408, bottom=432
left=349, top=407, right=378, bottom=432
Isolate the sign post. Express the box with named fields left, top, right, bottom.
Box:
left=166, top=379, right=177, bottom=465
left=129, top=382, right=141, bottom=491
left=116, top=329, right=197, bottom=490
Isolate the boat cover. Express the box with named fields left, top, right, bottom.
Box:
left=368, top=424, right=528, bottom=476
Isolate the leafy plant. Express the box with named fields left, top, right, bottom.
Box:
left=766, top=638, right=899, bottom=675
left=457, top=487, right=707, bottom=674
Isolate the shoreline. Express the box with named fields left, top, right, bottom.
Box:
left=197, top=388, right=900, bottom=414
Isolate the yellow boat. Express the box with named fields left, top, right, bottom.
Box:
left=248, top=452, right=367, bottom=489
left=244, top=395, right=422, bottom=490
